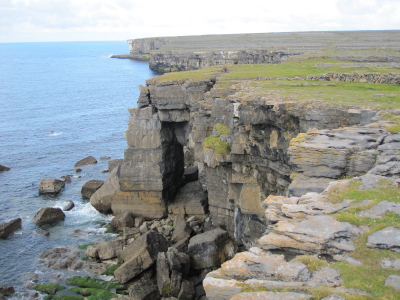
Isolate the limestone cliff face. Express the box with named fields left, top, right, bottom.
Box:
left=91, top=75, right=389, bottom=248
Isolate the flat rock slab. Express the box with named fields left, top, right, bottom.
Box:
left=74, top=156, right=97, bottom=167
left=230, top=291, right=312, bottom=300
left=381, top=258, right=400, bottom=270
left=259, top=215, right=360, bottom=254
left=33, top=207, right=65, bottom=226
left=0, top=218, right=21, bottom=238
left=367, top=227, right=400, bottom=252
left=385, top=275, right=400, bottom=291
left=321, top=295, right=347, bottom=300
left=220, top=248, right=310, bottom=282
left=357, top=201, right=400, bottom=218
left=39, top=178, right=65, bottom=194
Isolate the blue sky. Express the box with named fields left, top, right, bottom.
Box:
left=1, top=0, right=399, bottom=43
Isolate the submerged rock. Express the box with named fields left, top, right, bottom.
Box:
left=0, top=165, right=10, bottom=171
left=33, top=207, right=65, bottom=225
left=39, top=178, right=65, bottom=194
left=74, top=156, right=97, bottom=167
left=62, top=200, right=75, bottom=211
left=0, top=218, right=21, bottom=239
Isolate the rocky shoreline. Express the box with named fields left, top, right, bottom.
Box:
left=2, top=31, right=400, bottom=299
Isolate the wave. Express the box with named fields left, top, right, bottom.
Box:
left=47, top=131, right=62, bottom=136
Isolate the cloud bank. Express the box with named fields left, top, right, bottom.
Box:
left=0, top=0, right=399, bottom=42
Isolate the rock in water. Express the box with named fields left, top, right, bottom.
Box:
left=39, top=179, right=65, bottom=194
left=74, top=156, right=97, bottom=167
left=0, top=165, right=10, bottom=171
left=33, top=207, right=65, bottom=225
left=0, top=218, right=22, bottom=238
left=81, top=180, right=104, bottom=199
left=62, top=200, right=75, bottom=211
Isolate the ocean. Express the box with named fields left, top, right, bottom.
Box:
left=0, top=41, right=159, bottom=297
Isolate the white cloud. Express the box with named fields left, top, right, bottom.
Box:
left=0, top=0, right=398, bottom=43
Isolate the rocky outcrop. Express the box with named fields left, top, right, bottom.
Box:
left=0, top=218, right=21, bottom=239
left=74, top=156, right=97, bottom=167
left=33, top=207, right=65, bottom=225
left=39, top=178, right=65, bottom=194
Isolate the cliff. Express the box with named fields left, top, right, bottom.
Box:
left=90, top=37, right=400, bottom=299
left=127, top=31, right=400, bottom=72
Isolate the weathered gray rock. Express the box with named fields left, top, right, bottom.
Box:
left=62, top=200, right=75, bottom=211
left=310, top=267, right=343, bottom=287
left=321, top=295, right=347, bottom=300
left=85, top=238, right=124, bottom=260
left=115, top=231, right=168, bottom=283
left=187, top=228, right=236, bottom=269
left=259, top=215, right=360, bottom=255
left=33, top=207, right=65, bottom=225
left=357, top=201, right=400, bottom=218
left=177, top=280, right=194, bottom=300
left=157, top=252, right=171, bottom=297
left=168, top=181, right=208, bottom=218
left=171, top=215, right=193, bottom=243
left=367, top=227, right=400, bottom=252
left=81, top=179, right=104, bottom=199
left=108, top=158, right=123, bottom=172
left=128, top=279, right=160, bottom=300
left=183, top=167, right=199, bottom=183
left=0, top=218, right=21, bottom=238
left=90, top=165, right=121, bottom=213
left=0, top=165, right=10, bottom=171
left=111, top=212, right=135, bottom=232
left=385, top=275, right=400, bottom=291
left=0, top=285, right=15, bottom=296
left=39, top=179, right=65, bottom=194
left=381, top=258, right=400, bottom=270
left=74, top=156, right=97, bottom=167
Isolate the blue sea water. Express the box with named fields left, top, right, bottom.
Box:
left=0, top=41, right=159, bottom=297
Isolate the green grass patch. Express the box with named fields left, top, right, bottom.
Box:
left=386, top=124, right=400, bottom=133
left=214, top=123, right=230, bottom=135
left=204, top=136, right=230, bottom=154
left=66, top=276, right=122, bottom=290
left=324, top=180, right=400, bottom=299
left=69, top=287, right=117, bottom=300
left=34, top=284, right=66, bottom=295
left=78, top=243, right=94, bottom=250
left=293, top=255, right=328, bottom=272
left=44, top=295, right=84, bottom=300
left=101, top=264, right=121, bottom=276
left=148, top=65, right=225, bottom=83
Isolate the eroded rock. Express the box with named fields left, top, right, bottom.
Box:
left=74, top=156, right=97, bottom=167
left=39, top=179, right=65, bottom=194
left=33, top=207, right=65, bottom=226
left=81, top=179, right=104, bottom=199
left=0, top=218, right=21, bottom=239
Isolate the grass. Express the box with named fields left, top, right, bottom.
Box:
left=34, top=284, right=66, bottom=295
left=101, top=264, right=121, bottom=276
left=66, top=276, right=122, bottom=290
left=203, top=136, right=230, bottom=154
left=386, top=124, right=400, bottom=133
left=324, top=180, right=400, bottom=299
left=78, top=243, right=94, bottom=250
left=214, top=123, right=230, bottom=135
left=293, top=255, right=328, bottom=272
left=69, top=287, right=117, bottom=300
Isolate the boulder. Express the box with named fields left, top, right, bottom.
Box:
left=385, top=275, right=400, bottom=291
left=85, top=238, right=124, bottom=260
left=108, top=158, right=123, bottom=172
left=74, top=156, right=97, bottom=167
left=115, top=231, right=168, bottom=283
left=0, top=218, right=21, bottom=238
left=171, top=215, right=193, bottom=243
left=81, top=180, right=104, bottom=199
left=90, top=166, right=121, bottom=213
left=168, top=181, right=208, bottom=218
left=111, top=212, right=135, bottom=232
left=61, top=175, right=73, bottom=183
left=187, top=228, right=237, bottom=269
left=0, top=165, right=10, bottom=171
left=128, top=280, right=160, bottom=300
left=0, top=285, right=15, bottom=296
left=62, top=200, right=75, bottom=211
left=367, top=227, right=400, bottom=252
left=33, top=207, right=65, bottom=225
left=178, top=280, right=194, bottom=300
left=39, top=178, right=65, bottom=194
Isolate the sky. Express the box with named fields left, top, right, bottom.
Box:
left=0, top=0, right=399, bottom=43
